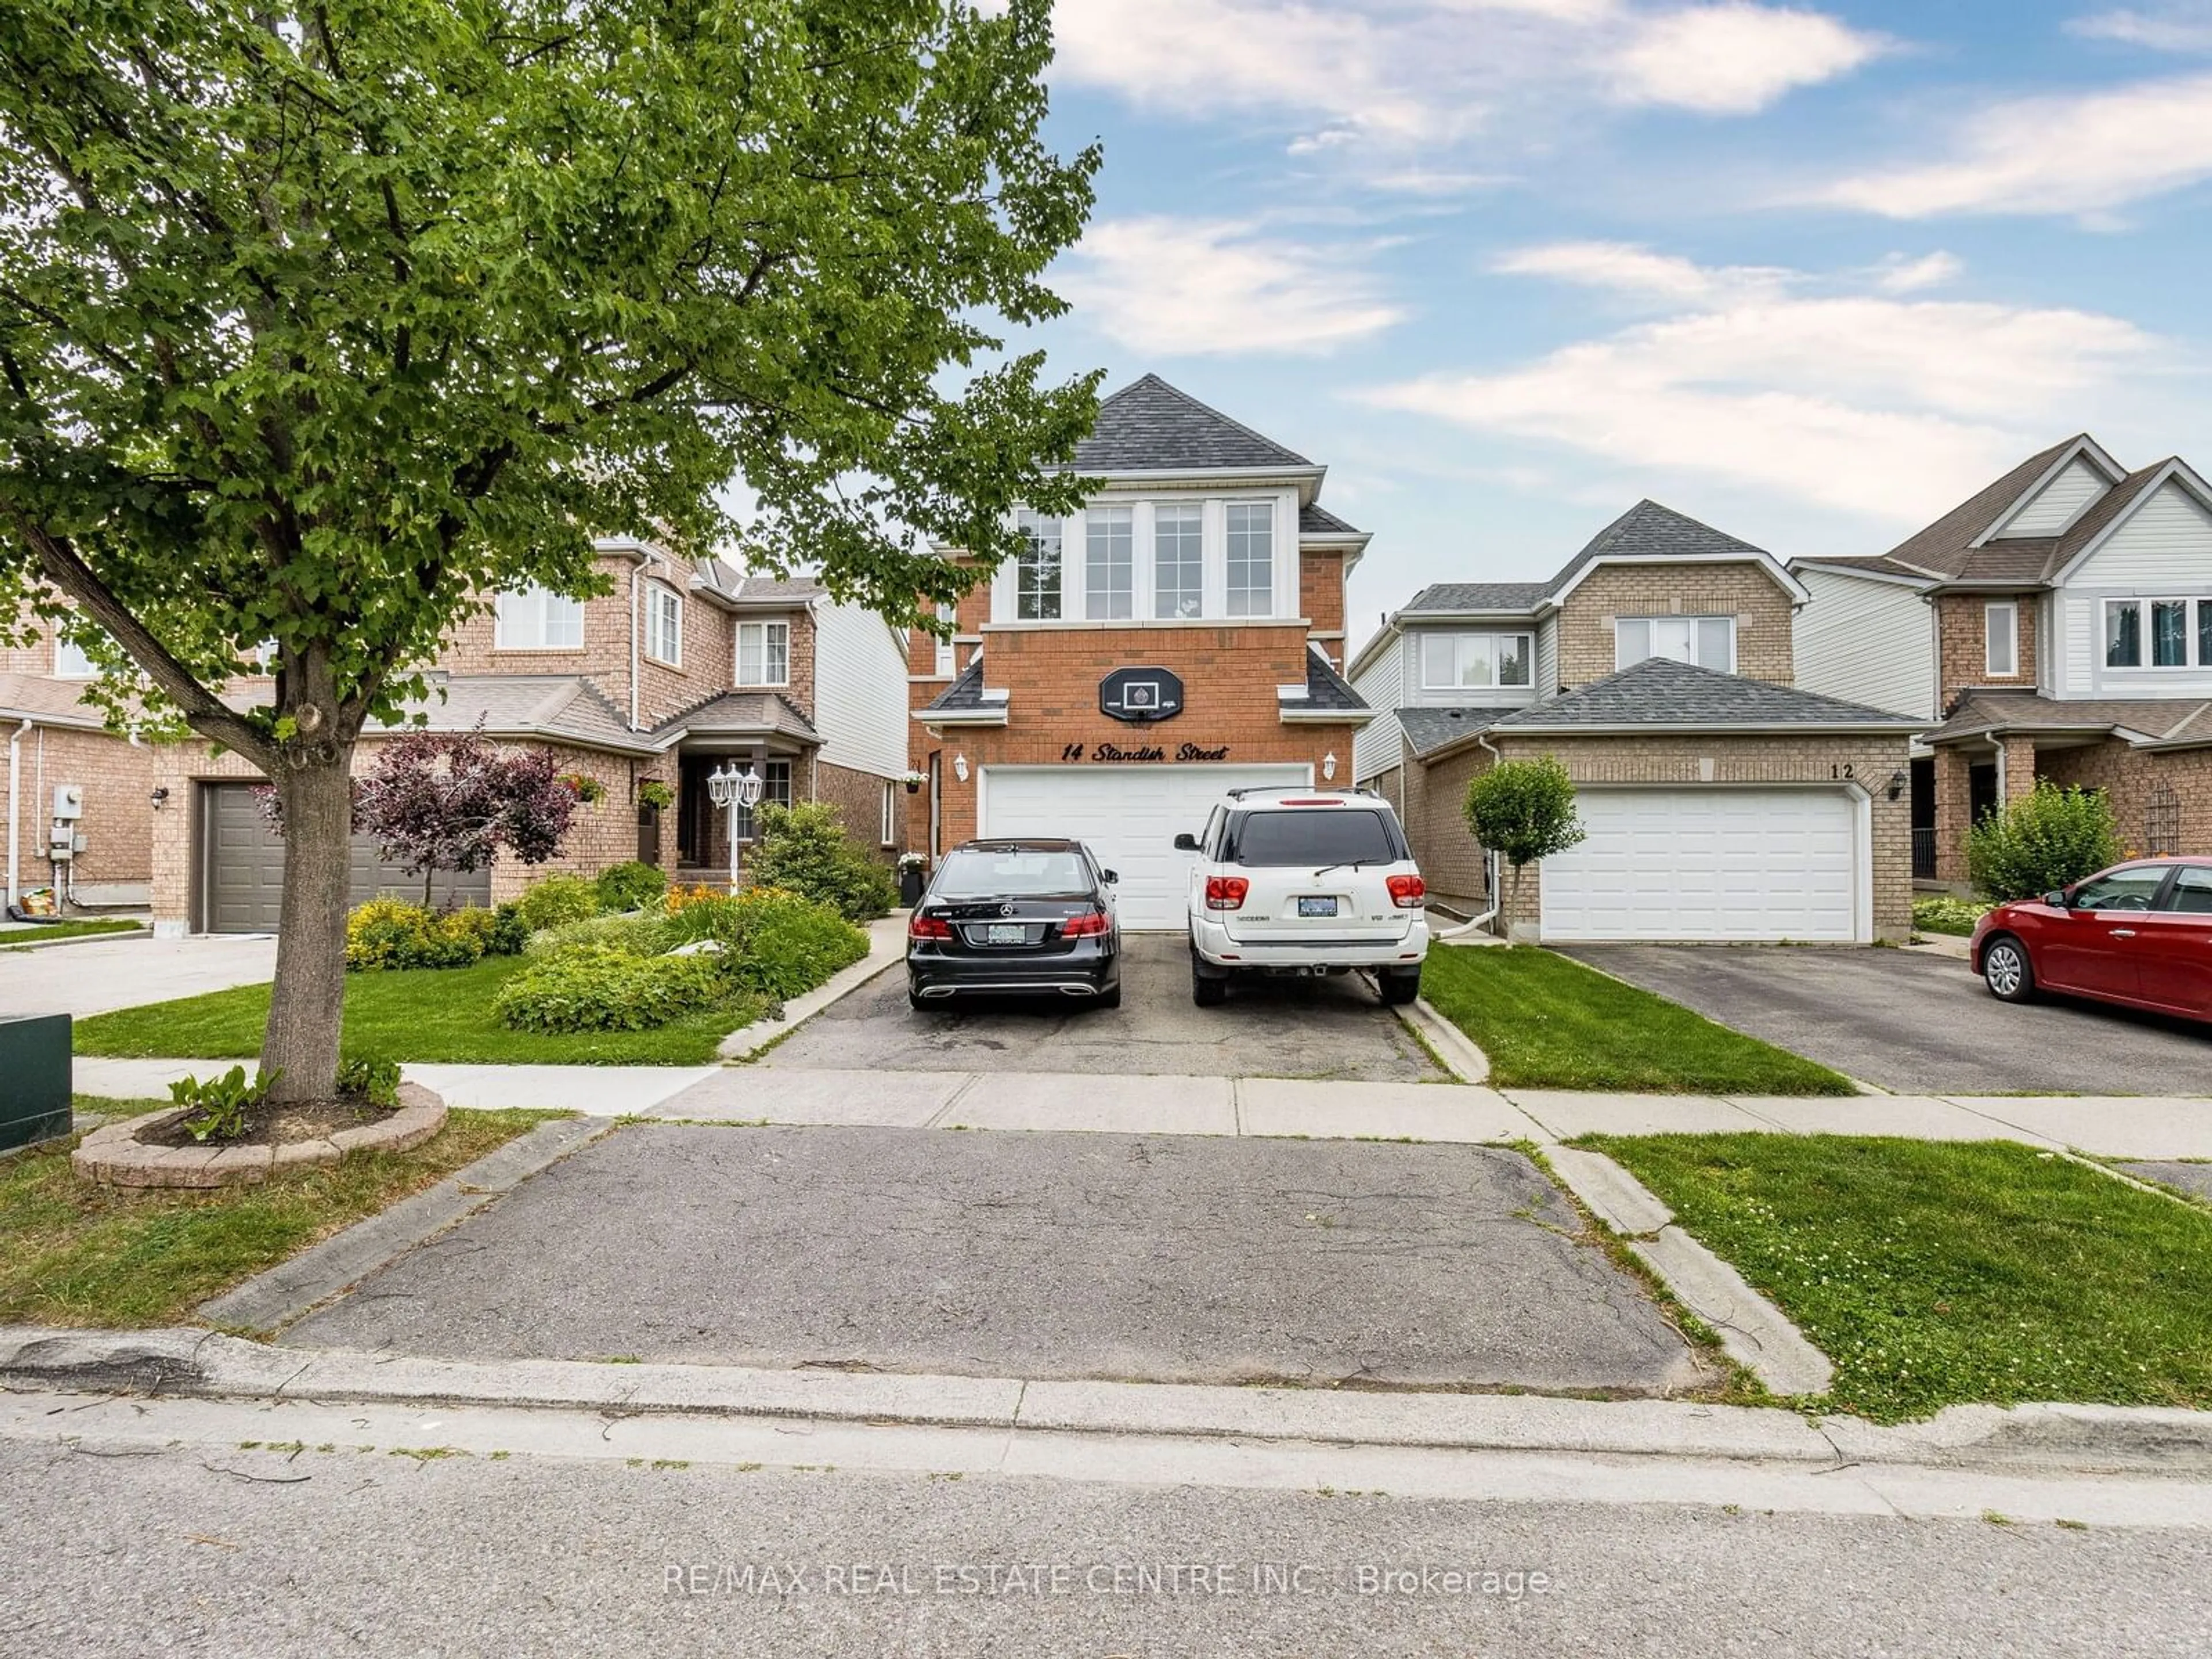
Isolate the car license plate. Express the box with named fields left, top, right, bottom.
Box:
left=985, top=923, right=1027, bottom=945
left=1297, top=896, right=1338, bottom=918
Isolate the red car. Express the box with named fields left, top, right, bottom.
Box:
left=1971, top=858, right=2212, bottom=1021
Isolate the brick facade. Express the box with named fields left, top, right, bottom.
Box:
left=1935, top=591, right=2039, bottom=707
left=2, top=725, right=154, bottom=898
left=1554, top=564, right=1795, bottom=690
left=813, top=758, right=896, bottom=858
left=2022, top=741, right=2212, bottom=861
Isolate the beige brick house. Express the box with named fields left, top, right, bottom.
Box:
left=1349, top=502, right=1921, bottom=942
left=131, top=539, right=910, bottom=935
left=1790, top=437, right=2212, bottom=891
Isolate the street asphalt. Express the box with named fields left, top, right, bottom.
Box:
left=2121, top=1160, right=2212, bottom=1203
left=0, top=932, right=275, bottom=1020
left=6, top=1437, right=2206, bottom=1657
left=281, top=1122, right=1702, bottom=1393
left=761, top=933, right=1444, bottom=1080
left=1562, top=944, right=2212, bottom=1096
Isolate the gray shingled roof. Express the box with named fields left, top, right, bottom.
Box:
left=1073, top=374, right=1311, bottom=472
left=1925, top=688, right=2211, bottom=746
left=0, top=672, right=115, bottom=731
left=385, top=675, right=651, bottom=752
left=1398, top=704, right=1520, bottom=756
left=1490, top=657, right=1921, bottom=730
left=1301, top=647, right=1370, bottom=714
left=1300, top=502, right=1363, bottom=537
left=921, top=655, right=991, bottom=714
left=656, top=690, right=819, bottom=743
left=732, top=574, right=824, bottom=603
left=1547, top=500, right=1776, bottom=592
left=1400, top=581, right=1553, bottom=615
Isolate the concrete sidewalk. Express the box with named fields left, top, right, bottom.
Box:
left=72, top=1057, right=2212, bottom=1158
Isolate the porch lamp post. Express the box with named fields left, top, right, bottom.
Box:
left=706, top=761, right=765, bottom=890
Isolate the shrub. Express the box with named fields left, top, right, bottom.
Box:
left=492, top=944, right=732, bottom=1033
left=337, top=1056, right=403, bottom=1108
left=1911, top=895, right=1991, bottom=937
left=488, top=902, right=530, bottom=957
left=523, top=911, right=676, bottom=958
left=1464, top=757, right=1586, bottom=933
left=594, top=859, right=668, bottom=913
left=743, top=802, right=896, bottom=921
left=511, top=874, right=602, bottom=933
left=345, top=897, right=500, bottom=971
left=722, top=887, right=870, bottom=1000
left=1966, top=782, right=2124, bottom=902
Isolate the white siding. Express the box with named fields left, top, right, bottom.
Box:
left=2058, top=594, right=2094, bottom=699
left=1536, top=617, right=1558, bottom=698
left=2069, top=480, right=2212, bottom=585
left=1996, top=456, right=2111, bottom=537
left=811, top=603, right=910, bottom=778
left=1792, top=569, right=1937, bottom=719
left=1350, top=633, right=1403, bottom=783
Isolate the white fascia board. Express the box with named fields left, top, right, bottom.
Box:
left=911, top=707, right=1009, bottom=726
left=1548, top=553, right=1809, bottom=608
left=1486, top=719, right=1926, bottom=737
left=1280, top=707, right=1376, bottom=725
left=1069, top=464, right=1328, bottom=494
left=1788, top=560, right=1936, bottom=591
left=1276, top=685, right=1311, bottom=701
left=1970, top=435, right=2130, bottom=548
left=2049, top=457, right=2212, bottom=586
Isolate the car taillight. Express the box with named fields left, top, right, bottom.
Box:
left=1387, top=874, right=1426, bottom=909
left=1061, top=910, right=1111, bottom=938
left=908, top=914, right=953, bottom=941
left=1205, top=876, right=1249, bottom=911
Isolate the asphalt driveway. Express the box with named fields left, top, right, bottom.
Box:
left=762, top=934, right=1443, bottom=1081
left=1563, top=944, right=2212, bottom=1096
left=282, top=1123, right=1704, bottom=1394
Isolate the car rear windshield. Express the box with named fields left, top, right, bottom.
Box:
left=1226, top=809, right=1402, bottom=868
left=933, top=849, right=1093, bottom=899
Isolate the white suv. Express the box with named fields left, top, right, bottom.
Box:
left=1176, top=787, right=1430, bottom=1007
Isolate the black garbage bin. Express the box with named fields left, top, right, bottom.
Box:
left=898, top=863, right=926, bottom=907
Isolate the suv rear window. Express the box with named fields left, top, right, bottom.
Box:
left=1226, top=809, right=1402, bottom=868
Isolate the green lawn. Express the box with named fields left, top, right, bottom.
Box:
left=2, top=1100, right=565, bottom=1327
left=1, top=918, right=146, bottom=949
left=1590, top=1134, right=2212, bottom=1421
left=1419, top=946, right=1855, bottom=1094
left=73, top=956, right=757, bottom=1065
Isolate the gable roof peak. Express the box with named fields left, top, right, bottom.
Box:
left=1074, top=373, right=1313, bottom=474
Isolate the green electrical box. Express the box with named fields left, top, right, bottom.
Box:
left=0, top=1013, right=72, bottom=1152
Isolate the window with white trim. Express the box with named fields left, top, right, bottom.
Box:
left=880, top=780, right=897, bottom=847
left=1984, top=601, right=2018, bottom=677
left=51, top=630, right=97, bottom=678
left=933, top=602, right=956, bottom=677
left=1419, top=631, right=1533, bottom=691
left=494, top=585, right=584, bottom=650
left=644, top=584, right=683, bottom=667
left=1016, top=510, right=1062, bottom=621
left=736, top=620, right=789, bottom=685
left=2105, top=597, right=2212, bottom=669
left=1225, top=502, right=1274, bottom=618
left=1153, top=502, right=1203, bottom=619
left=1615, top=615, right=1734, bottom=672
left=1085, top=506, right=1134, bottom=620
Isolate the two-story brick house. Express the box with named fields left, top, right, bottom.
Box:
left=905, top=374, right=1376, bottom=930
left=1790, top=436, right=2212, bottom=888
left=131, top=537, right=910, bottom=934
left=1350, top=501, right=1921, bottom=943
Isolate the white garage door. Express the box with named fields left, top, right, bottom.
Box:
left=1539, top=787, right=1864, bottom=943
left=979, top=764, right=1309, bottom=930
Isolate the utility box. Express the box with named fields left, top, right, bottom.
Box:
left=52, top=784, right=84, bottom=820
left=0, top=1014, right=72, bottom=1152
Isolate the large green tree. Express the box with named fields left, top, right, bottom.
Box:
left=0, top=0, right=1099, bottom=1100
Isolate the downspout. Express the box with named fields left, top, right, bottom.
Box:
left=6, top=718, right=31, bottom=911
left=1434, top=730, right=1505, bottom=940
left=628, top=561, right=642, bottom=732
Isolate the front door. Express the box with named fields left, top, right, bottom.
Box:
left=2037, top=866, right=2169, bottom=999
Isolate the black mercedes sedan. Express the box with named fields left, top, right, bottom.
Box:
left=906, top=839, right=1122, bottom=1012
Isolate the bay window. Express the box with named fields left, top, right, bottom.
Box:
left=1153, top=503, right=1203, bottom=619
left=1616, top=615, right=1734, bottom=672
left=1225, top=502, right=1274, bottom=617
left=1016, top=510, right=1062, bottom=621
left=1085, top=506, right=1134, bottom=620
left=1421, top=631, right=1533, bottom=691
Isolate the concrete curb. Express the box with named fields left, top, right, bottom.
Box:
left=715, top=915, right=906, bottom=1061
left=196, top=1115, right=615, bottom=1332
left=5, top=1326, right=2209, bottom=1476
left=0, top=925, right=150, bottom=952
left=1395, top=997, right=1490, bottom=1085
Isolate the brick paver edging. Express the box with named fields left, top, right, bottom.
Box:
left=71, top=1082, right=446, bottom=1188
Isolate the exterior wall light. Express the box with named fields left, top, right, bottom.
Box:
left=953, top=753, right=969, bottom=783
left=1321, top=752, right=1338, bottom=782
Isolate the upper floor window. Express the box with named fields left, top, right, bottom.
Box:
left=1154, top=503, right=1203, bottom=619
left=1984, top=601, right=2018, bottom=677
left=1421, top=632, right=1533, bottom=691
left=1225, top=502, right=1274, bottom=618
left=1617, top=615, right=1733, bottom=673
left=1016, top=510, right=1062, bottom=622
left=644, top=584, right=683, bottom=668
left=2105, top=597, right=2212, bottom=670
left=495, top=585, right=584, bottom=650
left=51, top=630, right=97, bottom=679
left=933, top=602, right=956, bottom=677
left=737, top=620, right=789, bottom=685
left=1085, top=506, right=1134, bottom=620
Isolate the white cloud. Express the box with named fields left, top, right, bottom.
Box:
left=1492, top=240, right=1795, bottom=302
left=1871, top=251, right=1964, bottom=293
left=1612, top=5, right=1888, bottom=115
left=1363, top=248, right=2152, bottom=520
left=1056, top=217, right=1407, bottom=356
left=2069, top=6, right=2212, bottom=51
left=1820, top=71, right=2212, bottom=217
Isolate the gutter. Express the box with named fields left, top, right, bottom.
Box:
left=6, top=718, right=29, bottom=910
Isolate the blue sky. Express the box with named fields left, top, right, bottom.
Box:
left=1003, top=0, right=2212, bottom=651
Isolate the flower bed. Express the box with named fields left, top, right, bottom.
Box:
left=73, top=1082, right=447, bottom=1189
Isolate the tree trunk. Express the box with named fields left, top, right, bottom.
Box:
left=261, top=746, right=356, bottom=1102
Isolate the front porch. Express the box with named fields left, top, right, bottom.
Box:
left=1926, top=730, right=2205, bottom=887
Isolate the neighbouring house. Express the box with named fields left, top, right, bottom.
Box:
left=906, top=373, right=1376, bottom=930
left=1349, top=501, right=1921, bottom=943
left=143, top=540, right=911, bottom=935
left=1790, top=436, right=2212, bottom=889
left=2, top=610, right=156, bottom=911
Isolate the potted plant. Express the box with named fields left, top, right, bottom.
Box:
left=635, top=779, right=675, bottom=813
left=900, top=769, right=926, bottom=795
left=556, top=772, right=605, bottom=804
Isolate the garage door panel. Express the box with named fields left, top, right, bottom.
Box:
left=979, top=765, right=1308, bottom=931
left=201, top=782, right=493, bottom=934
left=1541, top=787, right=1862, bottom=944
